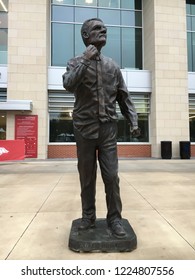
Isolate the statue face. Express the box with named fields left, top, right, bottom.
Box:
left=85, top=20, right=107, bottom=49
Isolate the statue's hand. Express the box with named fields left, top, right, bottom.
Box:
left=83, top=44, right=99, bottom=60
left=130, top=126, right=141, bottom=138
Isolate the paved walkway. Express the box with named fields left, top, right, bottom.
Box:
left=0, top=159, right=195, bottom=260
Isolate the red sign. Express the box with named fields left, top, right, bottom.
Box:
left=0, top=140, right=25, bottom=161
left=15, top=115, right=38, bottom=158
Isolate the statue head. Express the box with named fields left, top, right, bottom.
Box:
left=81, top=18, right=107, bottom=50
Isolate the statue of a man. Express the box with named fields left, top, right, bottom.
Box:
left=63, top=18, right=140, bottom=238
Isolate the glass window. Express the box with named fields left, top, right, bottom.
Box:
left=99, top=0, right=120, bottom=8
left=187, top=31, right=195, bottom=71
left=48, top=91, right=150, bottom=143
left=188, top=33, right=193, bottom=71
left=51, top=23, right=74, bottom=66
left=189, top=94, right=195, bottom=142
left=49, top=111, right=149, bottom=143
left=187, top=1, right=195, bottom=71
left=76, top=0, right=97, bottom=6
left=187, top=16, right=192, bottom=30
left=121, top=27, right=142, bottom=69
left=122, top=28, right=135, bottom=68
left=117, top=114, right=149, bottom=142
left=75, top=24, right=85, bottom=55
left=0, top=2, right=8, bottom=65
left=49, top=113, right=75, bottom=142
left=121, top=10, right=142, bottom=27
left=0, top=89, right=7, bottom=140
left=190, top=114, right=195, bottom=142
left=98, top=8, right=120, bottom=25
left=193, top=33, right=195, bottom=70
left=0, top=29, right=8, bottom=64
left=192, top=16, right=195, bottom=30
left=0, top=0, right=8, bottom=12
left=190, top=116, right=195, bottom=141
left=121, top=0, right=142, bottom=10
left=51, top=1, right=143, bottom=69
left=75, top=7, right=97, bottom=23
left=0, top=113, right=6, bottom=140
left=103, top=26, right=121, bottom=66
left=187, top=3, right=191, bottom=14
left=52, top=5, right=74, bottom=22
left=51, top=0, right=74, bottom=4
left=0, top=12, right=7, bottom=27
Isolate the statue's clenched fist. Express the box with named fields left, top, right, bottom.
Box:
left=83, top=44, right=99, bottom=60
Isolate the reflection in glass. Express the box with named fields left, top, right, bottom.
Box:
left=0, top=12, right=8, bottom=28
left=49, top=91, right=149, bottom=143
left=51, top=0, right=75, bottom=4
left=0, top=112, right=6, bottom=140
left=0, top=0, right=8, bottom=12
left=117, top=114, right=149, bottom=142
left=49, top=113, right=75, bottom=142
left=49, top=112, right=149, bottom=143
left=76, top=0, right=97, bottom=6
left=190, top=114, right=195, bottom=142
left=98, top=0, right=119, bottom=8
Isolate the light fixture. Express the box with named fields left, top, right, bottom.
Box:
left=0, top=0, right=8, bottom=12
left=0, top=128, right=5, bottom=132
left=85, top=0, right=93, bottom=4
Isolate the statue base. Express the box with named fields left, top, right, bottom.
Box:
left=68, top=218, right=137, bottom=253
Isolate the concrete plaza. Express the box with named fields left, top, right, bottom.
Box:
left=0, top=159, right=195, bottom=260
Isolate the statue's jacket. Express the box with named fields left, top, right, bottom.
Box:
left=62, top=54, right=138, bottom=139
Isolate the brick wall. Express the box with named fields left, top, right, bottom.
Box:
left=48, top=145, right=77, bottom=158
left=48, top=144, right=151, bottom=158
left=191, top=144, right=195, bottom=157
left=117, top=144, right=151, bottom=157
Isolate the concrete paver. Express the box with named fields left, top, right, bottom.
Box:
left=0, top=159, right=195, bottom=260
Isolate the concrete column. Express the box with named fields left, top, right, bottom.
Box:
left=143, top=0, right=189, bottom=158
left=7, top=0, right=49, bottom=159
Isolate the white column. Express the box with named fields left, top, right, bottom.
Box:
left=143, top=0, right=189, bottom=158
left=7, top=0, right=49, bottom=159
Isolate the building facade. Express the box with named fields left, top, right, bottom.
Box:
left=0, top=0, right=195, bottom=159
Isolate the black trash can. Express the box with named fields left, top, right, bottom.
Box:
left=161, top=141, right=172, bottom=159
left=179, top=141, right=191, bottom=159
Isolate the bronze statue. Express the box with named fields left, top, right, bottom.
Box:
left=63, top=18, right=140, bottom=238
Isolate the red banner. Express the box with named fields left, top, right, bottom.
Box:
left=0, top=140, right=25, bottom=161
left=15, top=115, right=38, bottom=158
